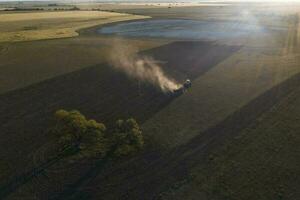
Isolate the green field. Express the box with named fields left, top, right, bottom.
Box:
left=0, top=2, right=299, bottom=200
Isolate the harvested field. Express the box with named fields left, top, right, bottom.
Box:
left=0, top=11, right=149, bottom=42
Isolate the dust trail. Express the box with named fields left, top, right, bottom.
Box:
left=108, top=40, right=181, bottom=93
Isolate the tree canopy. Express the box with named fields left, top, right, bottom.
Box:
left=53, top=110, right=107, bottom=158
left=52, top=109, right=144, bottom=159
left=113, top=118, right=144, bottom=157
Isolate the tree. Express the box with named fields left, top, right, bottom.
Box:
left=53, top=109, right=108, bottom=158
left=52, top=110, right=144, bottom=159
left=112, top=118, right=144, bottom=157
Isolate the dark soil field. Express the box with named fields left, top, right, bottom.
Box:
left=145, top=41, right=241, bottom=81
left=0, top=37, right=166, bottom=94
left=6, top=65, right=297, bottom=200
left=0, top=41, right=239, bottom=199
left=163, top=73, right=300, bottom=200
left=85, top=71, right=300, bottom=200
left=0, top=3, right=299, bottom=200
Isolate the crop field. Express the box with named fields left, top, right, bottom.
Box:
left=0, top=2, right=299, bottom=200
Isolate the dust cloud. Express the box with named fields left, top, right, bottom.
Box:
left=108, top=40, right=181, bottom=93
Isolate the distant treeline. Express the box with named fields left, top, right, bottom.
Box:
left=0, top=6, right=125, bottom=13
left=1, top=7, right=44, bottom=11
left=1, top=6, right=81, bottom=12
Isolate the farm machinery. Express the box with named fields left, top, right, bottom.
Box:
left=173, top=79, right=192, bottom=95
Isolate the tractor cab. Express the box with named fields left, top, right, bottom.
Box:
left=172, top=79, right=192, bottom=96
left=183, top=79, right=192, bottom=89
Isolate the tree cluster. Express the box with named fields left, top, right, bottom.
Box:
left=52, top=109, right=144, bottom=159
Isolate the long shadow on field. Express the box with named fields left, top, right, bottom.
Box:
left=0, top=147, right=68, bottom=199
left=0, top=63, right=170, bottom=199
left=143, top=41, right=241, bottom=81
left=0, top=41, right=238, bottom=198
left=72, top=72, right=300, bottom=200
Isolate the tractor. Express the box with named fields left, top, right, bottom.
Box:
left=172, top=79, right=192, bottom=95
